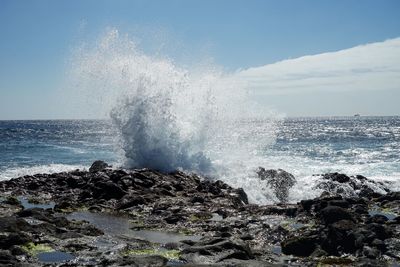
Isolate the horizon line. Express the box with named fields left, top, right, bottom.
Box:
left=1, top=115, right=399, bottom=121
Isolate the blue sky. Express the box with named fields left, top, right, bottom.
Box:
left=1, top=0, right=400, bottom=119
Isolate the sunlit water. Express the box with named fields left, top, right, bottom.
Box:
left=1, top=117, right=399, bottom=204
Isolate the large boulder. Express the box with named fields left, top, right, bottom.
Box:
left=92, top=181, right=127, bottom=200
left=314, top=173, right=390, bottom=198
left=89, top=160, right=109, bottom=173
left=319, top=206, right=354, bottom=224
left=281, top=235, right=319, bottom=256
left=257, top=167, right=296, bottom=203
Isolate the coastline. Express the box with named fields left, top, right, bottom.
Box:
left=0, top=161, right=399, bottom=266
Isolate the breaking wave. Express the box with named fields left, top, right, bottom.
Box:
left=70, top=29, right=279, bottom=182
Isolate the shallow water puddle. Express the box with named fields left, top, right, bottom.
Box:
left=67, top=211, right=201, bottom=244
left=131, top=229, right=201, bottom=244
left=18, top=197, right=55, bottom=210
left=272, top=245, right=282, bottom=255
left=291, top=222, right=306, bottom=229
left=369, top=206, right=398, bottom=220
left=37, top=251, right=75, bottom=263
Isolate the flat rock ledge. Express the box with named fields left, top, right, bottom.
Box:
left=0, top=162, right=399, bottom=266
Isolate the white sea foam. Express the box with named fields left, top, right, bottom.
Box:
left=263, top=154, right=400, bottom=203
left=0, top=164, right=88, bottom=181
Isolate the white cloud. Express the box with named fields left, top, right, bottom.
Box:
left=236, top=38, right=400, bottom=95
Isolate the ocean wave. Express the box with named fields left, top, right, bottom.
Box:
left=71, top=28, right=280, bottom=175
left=0, top=164, right=88, bottom=181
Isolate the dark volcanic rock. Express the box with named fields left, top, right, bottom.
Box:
left=365, top=223, right=392, bottom=240
left=0, top=216, right=32, bottom=232
left=256, top=167, right=296, bottom=203
left=181, top=237, right=254, bottom=263
left=377, top=191, right=400, bottom=202
left=323, top=219, right=357, bottom=254
left=109, top=255, right=168, bottom=267
left=3, top=196, right=21, bottom=206
left=300, top=199, right=314, bottom=212
left=323, top=173, right=350, bottom=183
left=368, top=214, right=389, bottom=224
left=66, top=175, right=83, bottom=188
left=0, top=162, right=399, bottom=266
left=319, top=206, right=354, bottom=224
left=0, top=250, right=18, bottom=266
left=0, top=233, right=31, bottom=249
left=236, top=188, right=249, bottom=205
left=89, top=160, right=109, bottom=173
left=117, top=195, right=147, bottom=210
left=93, top=181, right=127, bottom=200
left=281, top=235, right=318, bottom=256
left=315, top=172, right=390, bottom=198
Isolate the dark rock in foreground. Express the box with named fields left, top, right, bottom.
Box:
left=0, top=162, right=399, bottom=266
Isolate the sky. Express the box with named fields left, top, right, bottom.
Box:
left=0, top=0, right=400, bottom=119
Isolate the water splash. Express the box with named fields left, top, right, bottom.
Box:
left=70, top=29, right=280, bottom=194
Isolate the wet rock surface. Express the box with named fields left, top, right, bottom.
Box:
left=314, top=172, right=391, bottom=198
left=257, top=167, right=296, bottom=203
left=0, top=164, right=399, bottom=266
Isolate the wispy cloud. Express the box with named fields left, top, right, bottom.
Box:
left=237, top=38, right=400, bottom=95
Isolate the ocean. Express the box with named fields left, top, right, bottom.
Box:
left=1, top=116, right=399, bottom=204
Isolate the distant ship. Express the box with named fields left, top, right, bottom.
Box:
left=354, top=114, right=361, bottom=117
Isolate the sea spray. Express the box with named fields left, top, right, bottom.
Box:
left=70, top=29, right=281, bottom=202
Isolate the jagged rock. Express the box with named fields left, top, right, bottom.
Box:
left=89, top=160, right=109, bottom=173
left=362, top=246, right=381, bottom=259
left=54, top=201, right=75, bottom=212
left=300, top=199, right=314, bottom=212
left=164, top=214, right=185, bottom=224
left=181, top=237, right=253, bottom=263
left=367, top=214, right=388, bottom=224
left=66, top=175, right=84, bottom=188
left=116, top=195, right=147, bottom=210
left=365, top=223, right=392, bottom=240
left=0, top=250, right=18, bottom=266
left=92, top=181, right=127, bottom=200
left=124, top=255, right=168, bottom=267
left=190, top=195, right=205, bottom=204
left=0, top=216, right=32, bottom=232
left=328, top=199, right=349, bottom=208
left=236, top=188, right=249, bottom=205
left=3, top=196, right=21, bottom=206
left=315, top=172, right=390, bottom=198
left=256, top=167, right=296, bottom=203
left=323, top=173, right=350, bottom=183
left=0, top=167, right=399, bottom=265
left=377, top=191, right=400, bottom=202
left=319, top=206, right=354, bottom=224
left=323, top=219, right=357, bottom=254
left=371, top=238, right=386, bottom=252
left=281, top=235, right=318, bottom=256
left=0, top=233, right=31, bottom=249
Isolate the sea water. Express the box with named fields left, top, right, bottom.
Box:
left=1, top=117, right=399, bottom=204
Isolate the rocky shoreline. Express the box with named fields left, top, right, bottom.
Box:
left=0, top=161, right=399, bottom=266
